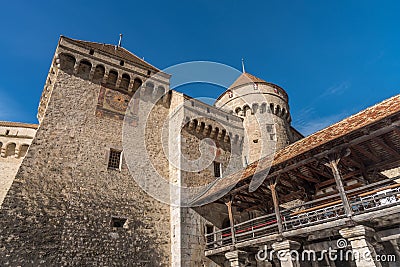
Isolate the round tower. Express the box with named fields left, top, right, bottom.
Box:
left=214, top=72, right=294, bottom=164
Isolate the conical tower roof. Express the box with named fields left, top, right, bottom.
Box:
left=229, top=72, right=268, bottom=89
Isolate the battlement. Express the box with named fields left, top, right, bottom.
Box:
left=181, top=95, right=245, bottom=146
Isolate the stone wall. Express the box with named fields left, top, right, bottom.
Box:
left=0, top=70, right=171, bottom=266
left=0, top=123, right=36, bottom=207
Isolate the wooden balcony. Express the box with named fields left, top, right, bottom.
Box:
left=205, top=178, right=400, bottom=256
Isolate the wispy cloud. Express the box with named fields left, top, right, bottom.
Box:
left=321, top=81, right=350, bottom=98
left=292, top=81, right=351, bottom=136
left=295, top=111, right=351, bottom=136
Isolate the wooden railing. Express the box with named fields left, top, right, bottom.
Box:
left=205, top=178, right=400, bottom=251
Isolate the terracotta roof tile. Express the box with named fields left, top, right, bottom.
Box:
left=229, top=73, right=267, bottom=89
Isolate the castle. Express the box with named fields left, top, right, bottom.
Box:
left=0, top=36, right=399, bottom=267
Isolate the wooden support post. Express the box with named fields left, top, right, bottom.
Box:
left=326, top=152, right=353, bottom=217
left=225, top=196, right=236, bottom=246
left=270, top=178, right=284, bottom=234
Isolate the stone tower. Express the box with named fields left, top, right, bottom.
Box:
left=0, top=36, right=173, bottom=266
left=215, top=72, right=299, bottom=164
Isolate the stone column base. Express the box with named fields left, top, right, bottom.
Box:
left=339, top=225, right=382, bottom=267
left=271, top=240, right=301, bottom=267
left=225, top=250, right=248, bottom=267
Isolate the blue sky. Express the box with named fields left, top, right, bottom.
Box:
left=0, top=1, right=399, bottom=135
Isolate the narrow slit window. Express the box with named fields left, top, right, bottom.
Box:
left=214, top=161, right=222, bottom=178
left=108, top=149, right=122, bottom=170
left=111, top=217, right=127, bottom=228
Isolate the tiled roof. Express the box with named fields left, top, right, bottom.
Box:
left=0, top=121, right=38, bottom=129
left=272, top=94, right=400, bottom=166
left=215, top=72, right=288, bottom=102
left=194, top=94, right=400, bottom=204
left=61, top=36, right=160, bottom=72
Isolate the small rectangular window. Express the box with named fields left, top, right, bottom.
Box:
left=108, top=149, right=122, bottom=170
left=214, top=161, right=222, bottom=178
left=266, top=124, right=274, bottom=133
left=270, top=134, right=276, bottom=141
left=111, top=217, right=127, bottom=228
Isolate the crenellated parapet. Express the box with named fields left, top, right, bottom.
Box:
left=181, top=96, right=245, bottom=148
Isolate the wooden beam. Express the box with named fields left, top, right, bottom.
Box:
left=326, top=155, right=353, bottom=217
left=266, top=122, right=399, bottom=180
left=351, top=144, right=380, bottom=162
left=280, top=189, right=306, bottom=202
left=374, top=138, right=399, bottom=158
left=270, top=180, right=283, bottom=234
left=225, top=197, right=236, bottom=246
left=307, top=165, right=333, bottom=179
left=290, top=169, right=320, bottom=183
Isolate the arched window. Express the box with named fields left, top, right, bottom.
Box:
left=132, top=78, right=142, bottom=92
left=145, top=82, right=155, bottom=96
left=5, top=143, right=16, bottom=158
left=107, top=70, right=118, bottom=87
left=260, top=103, right=267, bottom=113
left=19, top=144, right=29, bottom=158
left=92, top=65, right=105, bottom=84
left=276, top=105, right=281, bottom=115
left=146, top=82, right=155, bottom=89
left=119, top=73, right=130, bottom=90
left=270, top=103, right=274, bottom=113
left=243, top=105, right=250, bottom=116
left=59, top=53, right=76, bottom=74
left=77, top=60, right=92, bottom=79
left=155, top=85, right=165, bottom=98
left=235, top=107, right=241, bottom=115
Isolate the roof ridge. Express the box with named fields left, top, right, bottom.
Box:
left=0, top=121, right=39, bottom=129
left=61, top=36, right=160, bottom=72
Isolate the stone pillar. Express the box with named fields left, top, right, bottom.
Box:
left=73, top=60, right=79, bottom=75
left=225, top=250, right=247, bottom=267
left=102, top=71, right=109, bottom=84
left=115, top=76, right=122, bottom=88
left=14, top=145, right=20, bottom=158
left=339, top=225, right=382, bottom=267
left=0, top=145, right=5, bottom=158
left=271, top=240, right=301, bottom=267
left=88, top=65, right=96, bottom=80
